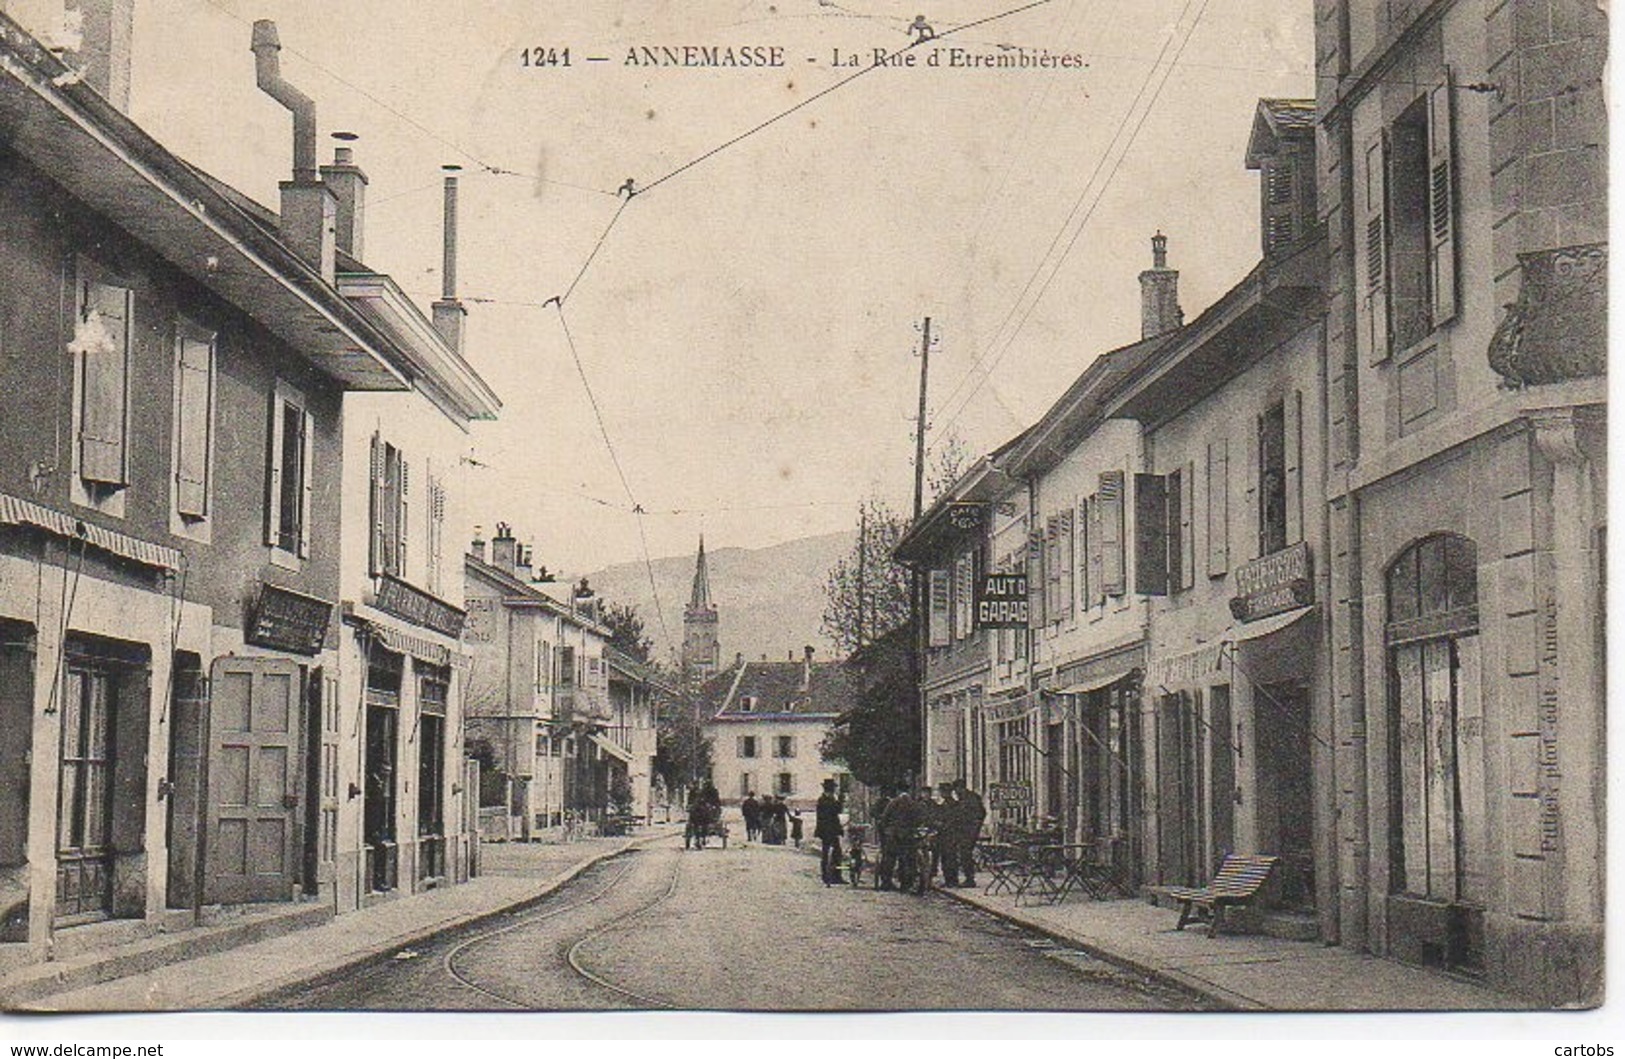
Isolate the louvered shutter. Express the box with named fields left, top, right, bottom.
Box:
left=928, top=569, right=951, bottom=647
left=1058, top=509, right=1075, bottom=621
left=175, top=335, right=213, bottom=517
left=78, top=281, right=130, bottom=485
left=1206, top=438, right=1229, bottom=576
left=1027, top=529, right=1046, bottom=627
left=1076, top=497, right=1091, bottom=608
left=297, top=408, right=314, bottom=558
left=369, top=433, right=385, bottom=575
left=265, top=395, right=286, bottom=547
left=1181, top=460, right=1196, bottom=590
left=1044, top=515, right=1061, bottom=622
left=1245, top=416, right=1261, bottom=560
left=1428, top=71, right=1458, bottom=327
left=397, top=458, right=410, bottom=576
left=1134, top=473, right=1169, bottom=596
left=1087, top=496, right=1103, bottom=607
left=1362, top=134, right=1391, bottom=364
left=1099, top=471, right=1126, bottom=596
left=1286, top=392, right=1304, bottom=545
left=1263, top=159, right=1296, bottom=255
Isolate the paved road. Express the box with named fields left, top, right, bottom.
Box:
left=251, top=838, right=1206, bottom=1011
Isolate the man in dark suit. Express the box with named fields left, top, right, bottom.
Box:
left=814, top=778, right=845, bottom=885
left=954, top=779, right=987, bottom=888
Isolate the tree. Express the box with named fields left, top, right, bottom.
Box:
left=820, top=623, right=919, bottom=792
left=601, top=599, right=654, bottom=663
left=821, top=496, right=912, bottom=657
left=926, top=426, right=973, bottom=505
left=653, top=692, right=713, bottom=795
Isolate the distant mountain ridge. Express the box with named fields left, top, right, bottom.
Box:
left=579, top=530, right=856, bottom=667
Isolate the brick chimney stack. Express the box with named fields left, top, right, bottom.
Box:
left=802, top=645, right=814, bottom=691
left=1139, top=231, right=1184, bottom=339
left=490, top=522, right=517, bottom=571
left=320, top=137, right=367, bottom=259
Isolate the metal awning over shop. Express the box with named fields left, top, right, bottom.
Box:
left=1226, top=604, right=1317, bottom=645
left=589, top=732, right=634, bottom=765
left=0, top=491, right=182, bottom=571
left=1052, top=669, right=1137, bottom=697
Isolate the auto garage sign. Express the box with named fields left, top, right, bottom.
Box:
left=976, top=572, right=1029, bottom=629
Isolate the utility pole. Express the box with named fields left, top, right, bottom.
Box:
left=856, top=504, right=867, bottom=651
left=912, top=316, right=933, bottom=519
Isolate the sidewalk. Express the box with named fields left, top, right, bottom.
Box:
left=5, top=827, right=679, bottom=1012
left=937, top=883, right=1535, bottom=1012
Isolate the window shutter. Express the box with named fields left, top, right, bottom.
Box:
left=297, top=409, right=314, bottom=558
left=1076, top=497, right=1091, bottom=608
left=737, top=735, right=746, bottom=757
left=1135, top=473, right=1169, bottom=596
left=1027, top=529, right=1046, bottom=627
left=368, top=433, right=384, bottom=575
left=1087, top=496, right=1104, bottom=606
left=1058, top=509, right=1075, bottom=621
left=1245, top=416, right=1261, bottom=560
left=1044, top=515, right=1061, bottom=622
left=174, top=335, right=212, bottom=517
left=1181, top=461, right=1196, bottom=590
left=397, top=458, right=410, bottom=575
left=928, top=568, right=951, bottom=647
left=1428, top=70, right=1458, bottom=327
left=1206, top=438, right=1229, bottom=576
left=77, top=281, right=130, bottom=486
left=1286, top=392, right=1304, bottom=545
left=265, top=394, right=286, bottom=547
left=1362, top=134, right=1391, bottom=364
left=1264, top=159, right=1296, bottom=254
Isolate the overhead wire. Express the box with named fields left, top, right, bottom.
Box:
left=928, top=0, right=1213, bottom=449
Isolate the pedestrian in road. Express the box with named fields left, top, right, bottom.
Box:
left=870, top=788, right=895, bottom=889
left=789, top=806, right=804, bottom=848
left=934, top=782, right=962, bottom=888
left=916, top=785, right=941, bottom=891
left=814, top=778, right=845, bottom=885
left=742, top=792, right=762, bottom=843
left=879, top=787, right=922, bottom=892
left=954, top=779, right=987, bottom=889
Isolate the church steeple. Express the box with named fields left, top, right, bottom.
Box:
left=682, top=535, right=721, bottom=681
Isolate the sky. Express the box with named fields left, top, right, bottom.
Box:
left=124, top=0, right=1315, bottom=581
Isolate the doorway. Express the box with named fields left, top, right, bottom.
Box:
left=204, top=657, right=302, bottom=905
left=1255, top=680, right=1314, bottom=908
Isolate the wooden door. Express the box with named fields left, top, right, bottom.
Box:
left=205, top=658, right=302, bottom=904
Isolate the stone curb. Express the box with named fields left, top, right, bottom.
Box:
left=933, top=886, right=1258, bottom=1012
left=213, top=827, right=681, bottom=1010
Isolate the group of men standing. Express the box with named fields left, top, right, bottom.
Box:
left=873, top=780, right=986, bottom=893
left=741, top=791, right=797, bottom=845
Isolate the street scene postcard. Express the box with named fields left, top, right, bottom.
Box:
left=0, top=0, right=1612, bottom=1040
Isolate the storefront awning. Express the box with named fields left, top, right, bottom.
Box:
left=0, top=491, right=182, bottom=571
left=1226, top=604, right=1317, bottom=645
left=1053, top=669, right=1137, bottom=697
left=589, top=732, right=634, bottom=765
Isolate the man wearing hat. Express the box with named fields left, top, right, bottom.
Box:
left=935, top=781, right=963, bottom=888
left=954, top=779, right=987, bottom=888
left=814, top=778, right=845, bottom=885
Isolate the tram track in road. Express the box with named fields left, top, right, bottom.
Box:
left=438, top=845, right=683, bottom=1009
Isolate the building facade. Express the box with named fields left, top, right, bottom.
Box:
left=1315, top=0, right=1606, bottom=1001
left=0, top=4, right=496, bottom=963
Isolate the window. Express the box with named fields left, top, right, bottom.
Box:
left=71, top=272, right=132, bottom=496
left=1258, top=402, right=1288, bottom=557
left=557, top=645, right=575, bottom=687
left=740, top=773, right=755, bottom=798
left=1386, top=534, right=1483, bottom=906
left=776, top=772, right=793, bottom=797
left=57, top=657, right=118, bottom=921
left=172, top=323, right=215, bottom=521
left=266, top=383, right=314, bottom=558
left=1361, top=75, right=1458, bottom=364
left=534, top=640, right=550, bottom=694
left=739, top=695, right=757, bottom=713
left=369, top=435, right=409, bottom=577
left=739, top=735, right=758, bottom=758
left=775, top=735, right=795, bottom=759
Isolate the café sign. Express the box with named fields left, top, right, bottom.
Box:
left=947, top=502, right=985, bottom=531
left=975, top=572, right=1029, bottom=629
left=988, top=781, right=1034, bottom=809
left=374, top=574, right=467, bottom=638
left=1229, top=541, right=1313, bottom=622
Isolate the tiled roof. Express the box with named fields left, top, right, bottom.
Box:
left=702, top=659, right=856, bottom=719
left=1261, top=98, right=1316, bottom=129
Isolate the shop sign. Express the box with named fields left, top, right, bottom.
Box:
left=247, top=583, right=334, bottom=655
left=374, top=574, right=467, bottom=638
left=984, top=695, right=1031, bottom=722
left=975, top=572, right=1029, bottom=629
left=1229, top=541, right=1313, bottom=622
left=988, top=780, right=1034, bottom=809
left=947, top=502, right=985, bottom=531
left=1148, top=644, right=1225, bottom=690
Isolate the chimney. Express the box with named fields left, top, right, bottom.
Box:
left=469, top=525, right=486, bottom=563
left=432, top=166, right=468, bottom=355
left=514, top=543, right=533, bottom=582
left=802, top=645, right=814, bottom=691
left=572, top=578, right=596, bottom=620
left=252, top=20, right=337, bottom=283
left=52, top=0, right=134, bottom=111
left=490, top=522, right=517, bottom=571
left=1139, top=231, right=1183, bottom=339
left=320, top=134, right=367, bottom=259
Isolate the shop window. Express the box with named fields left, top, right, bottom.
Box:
left=418, top=666, right=448, bottom=884
left=266, top=382, right=314, bottom=559
left=1386, top=534, right=1485, bottom=907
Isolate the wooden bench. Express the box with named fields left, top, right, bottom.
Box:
left=1163, top=854, right=1279, bottom=937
